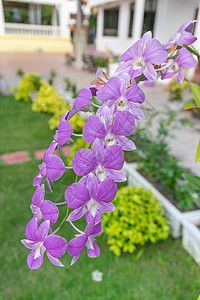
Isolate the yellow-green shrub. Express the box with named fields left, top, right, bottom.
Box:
left=32, top=83, right=67, bottom=114
left=102, top=186, right=169, bottom=256
left=32, top=82, right=85, bottom=132
left=169, top=79, right=188, bottom=100
left=14, top=73, right=42, bottom=103
left=67, top=137, right=90, bottom=166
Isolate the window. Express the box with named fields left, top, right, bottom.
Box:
left=128, top=2, right=135, bottom=38
left=103, top=7, right=119, bottom=36
left=142, top=0, right=157, bottom=36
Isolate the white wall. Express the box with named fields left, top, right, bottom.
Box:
left=95, top=1, right=139, bottom=55
left=154, top=0, right=199, bottom=44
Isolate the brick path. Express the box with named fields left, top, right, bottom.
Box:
left=0, top=145, right=73, bottom=165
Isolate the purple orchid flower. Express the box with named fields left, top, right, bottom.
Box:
left=83, top=106, right=136, bottom=150
left=165, top=20, right=197, bottom=50
left=91, top=68, right=109, bottom=92
left=161, top=48, right=197, bottom=83
left=65, top=173, right=117, bottom=225
left=114, top=31, right=168, bottom=81
left=31, top=184, right=59, bottom=225
left=49, top=116, right=74, bottom=155
left=72, top=138, right=126, bottom=182
left=97, top=73, right=145, bottom=119
left=21, top=218, right=67, bottom=269
left=67, top=222, right=103, bottom=265
left=33, top=146, right=65, bottom=192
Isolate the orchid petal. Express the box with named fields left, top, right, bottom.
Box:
left=96, top=179, right=117, bottom=203
left=40, top=200, right=59, bottom=225
left=178, top=31, right=197, bottom=47
left=37, top=220, right=50, bottom=241
left=103, top=145, right=124, bottom=170
left=100, top=202, right=115, bottom=213
left=117, top=136, right=136, bottom=151
left=119, top=40, right=139, bottom=62
left=47, top=253, right=64, bottom=267
left=67, top=234, right=87, bottom=257
left=143, top=62, right=157, bottom=81
left=65, top=182, right=90, bottom=209
left=87, top=242, right=100, bottom=258
left=44, top=235, right=67, bottom=258
left=83, top=115, right=106, bottom=143
left=97, top=77, right=121, bottom=101
left=143, top=39, right=168, bottom=65
left=25, top=218, right=38, bottom=241
left=106, top=169, right=127, bottom=182
left=46, top=155, right=65, bottom=182
left=73, top=88, right=92, bottom=109
left=32, top=184, right=45, bottom=206
left=72, top=148, right=97, bottom=176
left=112, top=111, right=135, bottom=136
left=58, top=120, right=73, bottom=146
left=176, top=48, right=197, bottom=68
left=27, top=249, right=43, bottom=270
left=125, top=79, right=145, bottom=103
left=67, top=206, right=87, bottom=221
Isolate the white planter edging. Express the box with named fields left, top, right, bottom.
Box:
left=182, top=219, right=200, bottom=264
left=123, top=162, right=183, bottom=238
left=123, top=162, right=200, bottom=263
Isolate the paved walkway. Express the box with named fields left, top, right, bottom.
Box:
left=0, top=52, right=199, bottom=175
left=1, top=146, right=73, bottom=165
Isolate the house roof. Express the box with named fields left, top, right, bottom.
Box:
left=89, top=0, right=121, bottom=8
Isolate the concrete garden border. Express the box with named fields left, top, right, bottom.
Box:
left=123, top=162, right=200, bottom=263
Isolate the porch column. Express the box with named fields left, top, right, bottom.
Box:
left=118, top=2, right=129, bottom=41
left=29, top=4, right=35, bottom=24
left=59, top=2, right=70, bottom=37
left=0, top=0, right=5, bottom=34
left=132, top=0, right=145, bottom=41
left=36, top=4, right=42, bottom=25
left=52, top=6, right=58, bottom=26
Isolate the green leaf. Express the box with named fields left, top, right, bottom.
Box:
left=184, top=100, right=200, bottom=110
left=189, top=82, right=200, bottom=106
left=196, top=141, right=200, bottom=163
left=184, top=100, right=200, bottom=115
left=183, top=173, right=200, bottom=189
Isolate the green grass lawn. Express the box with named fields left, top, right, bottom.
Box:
left=0, top=95, right=53, bottom=154
left=1, top=161, right=200, bottom=300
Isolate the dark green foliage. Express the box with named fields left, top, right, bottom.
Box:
left=47, top=69, right=57, bottom=86
left=126, top=109, right=198, bottom=209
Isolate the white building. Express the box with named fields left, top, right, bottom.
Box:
left=0, top=0, right=90, bottom=52
left=89, top=0, right=200, bottom=55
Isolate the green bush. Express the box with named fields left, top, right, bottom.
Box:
left=32, top=82, right=67, bottom=115
left=32, top=82, right=85, bottom=132
left=93, top=56, right=108, bottom=68
left=67, top=137, right=90, bottom=166
left=14, top=73, right=42, bottom=103
left=102, top=186, right=170, bottom=256
left=169, top=79, right=188, bottom=100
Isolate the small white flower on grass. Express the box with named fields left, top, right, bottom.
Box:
left=92, top=270, right=103, bottom=282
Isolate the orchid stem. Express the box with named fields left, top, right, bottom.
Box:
left=136, top=74, right=145, bottom=84
left=72, top=133, right=83, bottom=137
left=55, top=201, right=66, bottom=206
left=90, top=101, right=101, bottom=108
left=69, top=221, right=84, bottom=234
left=55, top=205, right=69, bottom=233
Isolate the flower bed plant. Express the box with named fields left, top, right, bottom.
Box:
left=125, top=109, right=200, bottom=210
left=102, top=185, right=169, bottom=256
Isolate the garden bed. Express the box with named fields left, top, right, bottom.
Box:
left=123, top=162, right=200, bottom=263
